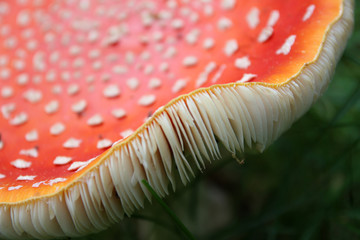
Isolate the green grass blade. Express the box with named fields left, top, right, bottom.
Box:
left=132, top=214, right=176, bottom=232
left=141, top=180, right=197, bottom=240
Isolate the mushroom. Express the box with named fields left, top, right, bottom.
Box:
left=0, top=0, right=354, bottom=238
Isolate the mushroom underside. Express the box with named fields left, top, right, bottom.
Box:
left=0, top=0, right=354, bottom=239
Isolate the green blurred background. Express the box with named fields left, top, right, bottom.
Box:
left=77, top=3, right=360, bottom=240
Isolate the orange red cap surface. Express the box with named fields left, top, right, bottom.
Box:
left=0, top=0, right=343, bottom=203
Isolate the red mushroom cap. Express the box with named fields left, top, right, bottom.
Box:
left=0, top=0, right=354, bottom=238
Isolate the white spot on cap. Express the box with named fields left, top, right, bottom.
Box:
left=33, top=75, right=42, bottom=84
left=4, top=37, right=17, bottom=49
left=97, top=139, right=112, bottom=149
left=221, top=0, right=236, bottom=10
left=72, top=58, right=85, bottom=69
left=61, top=71, right=71, bottom=82
left=257, top=10, right=279, bottom=43
left=218, top=17, right=232, bottom=31
left=238, top=73, right=257, bottom=83
left=50, top=122, right=65, bottom=135
left=33, top=177, right=67, bottom=187
left=101, top=73, right=111, bottom=82
left=203, top=38, right=215, bottom=50
left=112, top=108, right=126, bottom=119
left=103, top=84, right=120, bottom=98
left=257, top=26, right=274, bottom=43
left=11, top=159, right=31, bottom=169
left=45, top=71, right=56, bottom=82
left=44, top=32, right=55, bottom=43
left=32, top=181, right=45, bottom=188
left=267, top=10, right=280, bottom=27
left=204, top=5, right=213, bottom=16
left=33, top=52, right=46, bottom=72
left=25, top=130, right=38, bottom=142
left=19, top=148, right=38, bottom=158
left=171, top=19, right=184, bottom=29
left=8, top=185, right=23, bottom=191
left=155, top=44, right=164, bottom=53
left=52, top=85, right=62, bottom=95
left=172, top=79, right=187, bottom=93
left=10, top=112, right=28, bottom=126
left=63, top=138, right=82, bottom=148
left=71, top=99, right=87, bottom=113
left=141, top=51, right=151, bottom=61
left=144, top=65, right=154, bottom=75
left=13, top=59, right=25, bottom=71
left=0, top=3, right=9, bottom=15
left=53, top=156, right=72, bottom=165
left=189, top=12, right=199, bottom=23
left=125, top=51, right=135, bottom=64
left=235, top=56, right=251, bottom=69
left=102, top=25, right=126, bottom=46
left=183, top=56, right=198, bottom=67
left=152, top=31, right=164, bottom=42
left=87, top=114, right=103, bottom=126
left=113, top=65, right=128, bottom=74
left=224, top=39, right=239, bottom=56
left=0, top=68, right=11, bottom=80
left=67, top=84, right=80, bottom=96
left=48, top=177, right=67, bottom=185
left=126, top=77, right=139, bottom=90
left=120, top=129, right=134, bottom=138
left=276, top=35, right=296, bottom=55
left=0, top=140, right=3, bottom=150
left=16, top=10, right=30, bottom=27
left=1, top=103, right=15, bottom=119
left=49, top=51, right=60, bottom=63
left=148, top=78, right=162, bottom=89
left=87, top=30, right=99, bottom=43
left=163, top=46, right=177, bottom=59
left=211, top=64, right=227, bottom=83
left=196, top=62, right=217, bottom=87
left=185, top=29, right=200, bottom=45
left=27, top=40, right=37, bottom=51
left=141, top=11, right=155, bottom=27
left=17, top=73, right=29, bottom=85
left=303, top=5, right=315, bottom=22
left=138, top=95, right=156, bottom=107
left=69, top=45, right=82, bottom=56
left=67, top=159, right=92, bottom=172
left=23, top=89, right=42, bottom=103
left=92, top=61, right=102, bottom=71
left=79, top=0, right=90, bottom=10
left=67, top=162, right=83, bottom=171
left=159, top=62, right=169, bottom=72
left=0, top=174, right=5, bottom=179
left=0, top=55, right=8, bottom=66
left=16, top=175, right=36, bottom=181
left=180, top=6, right=191, bottom=16
left=44, top=100, right=59, bottom=114
left=246, top=7, right=260, bottom=29
left=140, top=51, right=151, bottom=61
left=89, top=49, right=101, bottom=59
left=1, top=86, right=13, bottom=98
left=87, top=76, right=95, bottom=84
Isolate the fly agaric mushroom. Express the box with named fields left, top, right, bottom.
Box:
left=0, top=0, right=354, bottom=238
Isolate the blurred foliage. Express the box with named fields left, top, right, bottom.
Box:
left=77, top=3, right=360, bottom=240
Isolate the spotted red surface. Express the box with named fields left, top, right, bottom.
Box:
left=0, top=0, right=342, bottom=202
